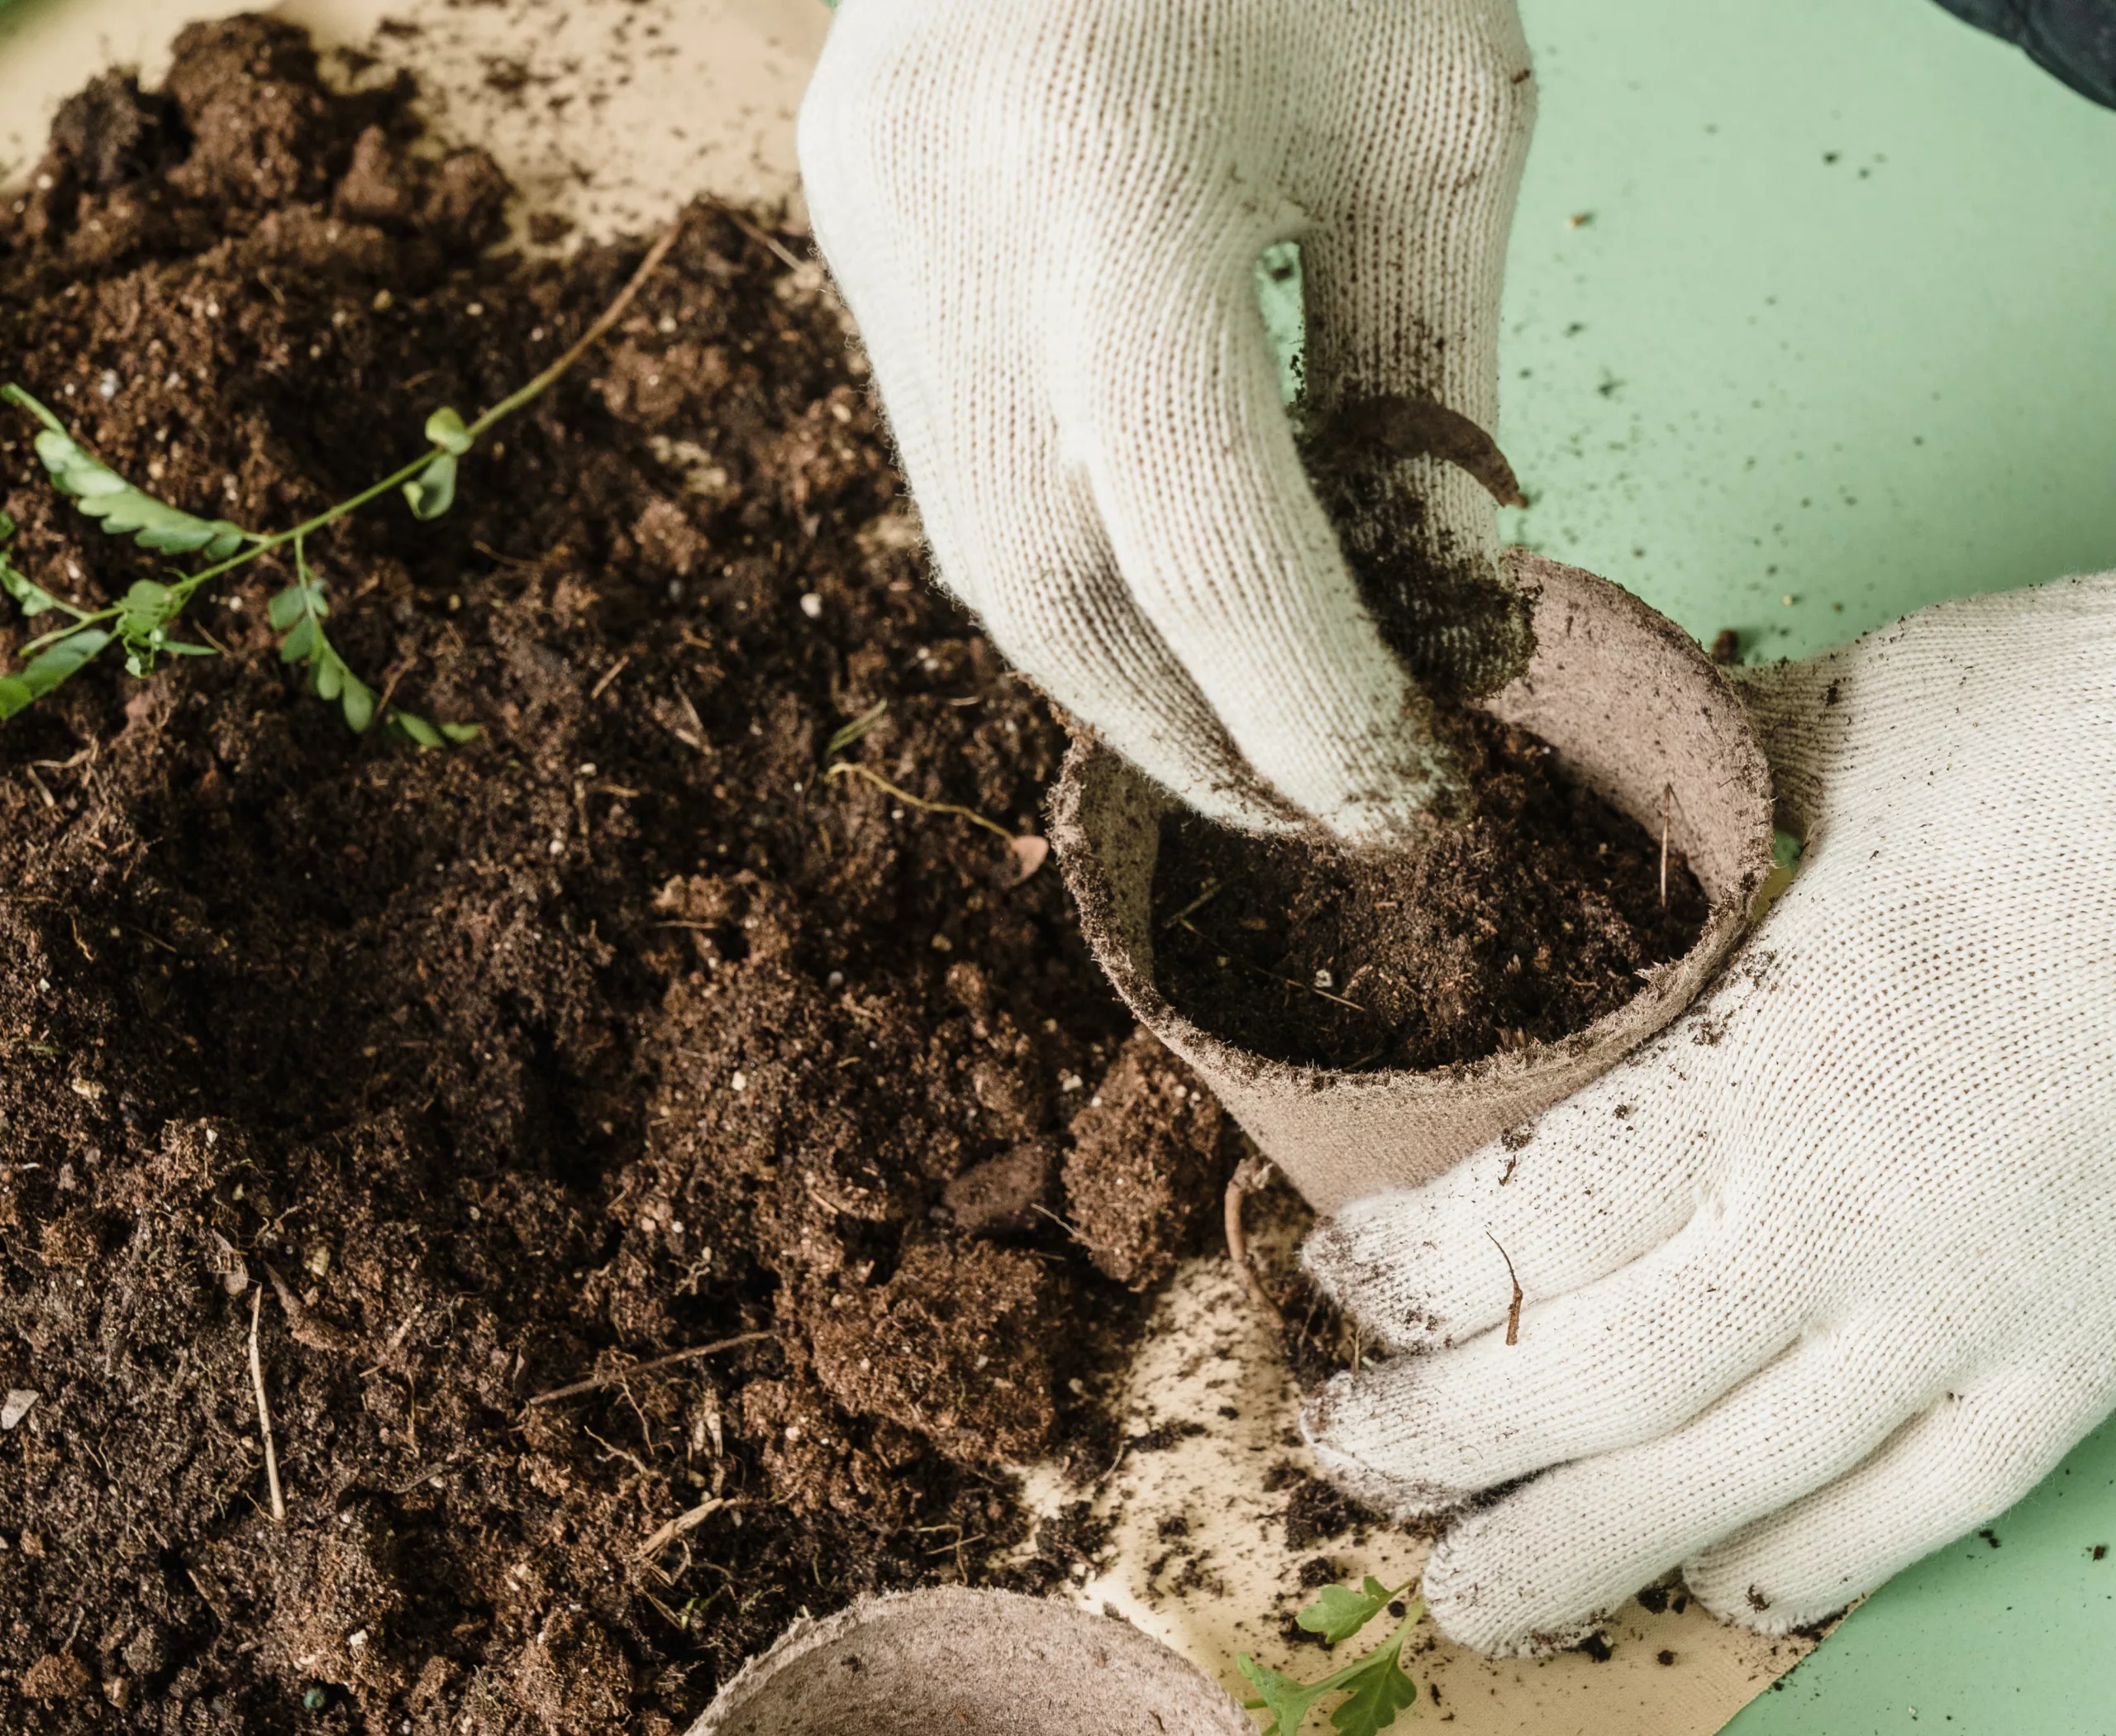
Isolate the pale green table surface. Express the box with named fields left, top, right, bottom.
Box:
left=1500, top=2, right=2116, bottom=1729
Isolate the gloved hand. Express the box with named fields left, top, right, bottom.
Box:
left=798, top=0, right=1534, bottom=840
left=1302, top=576, right=2116, bottom=1652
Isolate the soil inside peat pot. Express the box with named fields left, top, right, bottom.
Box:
left=1151, top=709, right=1712, bottom=1072
left=0, top=21, right=1243, bottom=1735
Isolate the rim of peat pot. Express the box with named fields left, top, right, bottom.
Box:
left=685, top=1586, right=1255, bottom=1736
left=1048, top=549, right=1775, bottom=1215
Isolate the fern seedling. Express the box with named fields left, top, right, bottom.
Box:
left=0, top=217, right=682, bottom=737
left=1238, top=1576, right=1423, bottom=1736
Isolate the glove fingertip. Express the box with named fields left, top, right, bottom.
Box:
left=1299, top=1371, right=1468, bottom=1521
left=1300, top=1208, right=1452, bottom=1352
left=1682, top=1563, right=1847, bottom=1640
left=1423, top=1519, right=1613, bottom=1658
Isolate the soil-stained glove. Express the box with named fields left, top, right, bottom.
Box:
left=1302, top=575, right=2116, bottom=1652
left=798, top=0, right=1534, bottom=840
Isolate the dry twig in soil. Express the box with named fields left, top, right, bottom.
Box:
left=635, top=1498, right=730, bottom=1560
left=247, top=1285, right=285, bottom=1521
left=825, top=760, right=1013, bottom=841
left=527, top=1330, right=776, bottom=1406
left=1224, top=1156, right=1285, bottom=1327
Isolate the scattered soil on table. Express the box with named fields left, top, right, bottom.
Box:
left=0, top=21, right=1241, bottom=1734
left=1152, top=711, right=1710, bottom=1071
left=1276, top=1471, right=1375, bottom=1552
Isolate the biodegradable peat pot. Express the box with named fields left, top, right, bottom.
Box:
left=1049, top=550, right=1775, bottom=1215
left=687, top=1586, right=1254, bottom=1736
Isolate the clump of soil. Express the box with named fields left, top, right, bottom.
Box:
left=0, top=20, right=1234, bottom=1734
left=1278, top=1472, right=1371, bottom=1552
left=1063, top=1029, right=1241, bottom=1291
left=1152, top=711, right=1710, bottom=1071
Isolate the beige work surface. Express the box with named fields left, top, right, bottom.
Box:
left=1013, top=1199, right=1813, bottom=1736
left=0, top=0, right=821, bottom=229
left=0, top=4, right=1810, bottom=1729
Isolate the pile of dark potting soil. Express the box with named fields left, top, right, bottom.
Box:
left=0, top=21, right=1246, bottom=1734
left=1152, top=710, right=1711, bottom=1072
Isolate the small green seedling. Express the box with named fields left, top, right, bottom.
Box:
left=1239, top=1576, right=1423, bottom=1736
left=0, top=219, right=680, bottom=739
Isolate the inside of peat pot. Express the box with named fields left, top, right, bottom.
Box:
left=1150, top=707, right=1710, bottom=1072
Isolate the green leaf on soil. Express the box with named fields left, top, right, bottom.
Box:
left=3, top=385, right=247, bottom=558
left=314, top=645, right=347, bottom=702
left=0, top=512, right=84, bottom=622
left=268, top=579, right=329, bottom=632
left=339, top=675, right=377, bottom=735
left=308, top=645, right=377, bottom=734
left=117, top=578, right=180, bottom=636
left=271, top=557, right=463, bottom=742
left=279, top=613, right=320, bottom=665
left=0, top=627, right=112, bottom=719
left=402, top=451, right=458, bottom=520
left=1, top=554, right=69, bottom=618
left=824, top=698, right=888, bottom=758
left=111, top=575, right=216, bottom=675
left=424, top=406, right=474, bottom=455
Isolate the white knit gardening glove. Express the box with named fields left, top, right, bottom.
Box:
left=798, top=0, right=1534, bottom=838
left=1302, top=575, right=2116, bottom=1652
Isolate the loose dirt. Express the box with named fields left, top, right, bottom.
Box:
left=0, top=17, right=1718, bottom=1729
left=1151, top=711, right=1710, bottom=1071
left=0, top=21, right=1237, bottom=1734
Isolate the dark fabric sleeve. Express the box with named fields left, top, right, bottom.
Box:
left=1930, top=0, right=2116, bottom=107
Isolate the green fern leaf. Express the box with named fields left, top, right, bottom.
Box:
left=0, top=627, right=112, bottom=719
left=3, top=386, right=248, bottom=559
left=0, top=510, right=84, bottom=621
